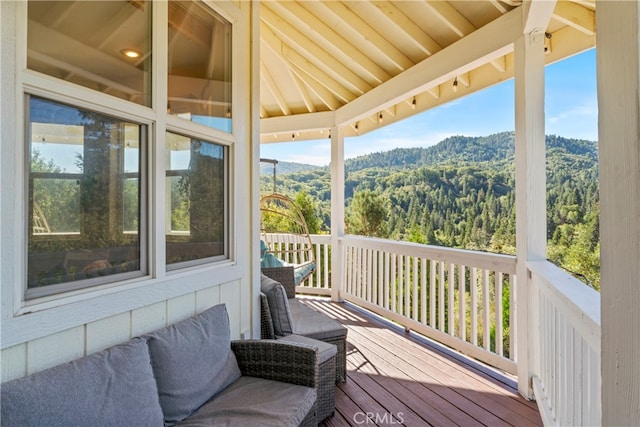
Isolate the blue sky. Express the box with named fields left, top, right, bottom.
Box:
left=261, top=48, right=597, bottom=166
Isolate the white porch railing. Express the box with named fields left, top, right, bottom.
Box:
left=528, top=260, right=601, bottom=426
left=274, top=234, right=602, bottom=424
left=339, top=235, right=517, bottom=373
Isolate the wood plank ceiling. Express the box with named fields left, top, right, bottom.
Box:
left=259, top=0, right=596, bottom=143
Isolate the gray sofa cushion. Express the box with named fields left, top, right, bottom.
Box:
left=289, top=299, right=347, bottom=341
left=176, top=376, right=316, bottom=427
left=145, top=304, right=242, bottom=425
left=278, top=334, right=337, bottom=364
left=0, top=337, right=164, bottom=427
left=260, top=274, right=294, bottom=336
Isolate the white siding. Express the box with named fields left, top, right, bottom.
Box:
left=1, top=281, right=246, bottom=381
left=27, top=327, right=85, bottom=375
left=85, top=312, right=131, bottom=354
left=1, top=344, right=27, bottom=383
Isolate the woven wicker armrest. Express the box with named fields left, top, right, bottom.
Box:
left=231, top=340, right=318, bottom=388
left=260, top=293, right=277, bottom=339
left=262, top=266, right=296, bottom=299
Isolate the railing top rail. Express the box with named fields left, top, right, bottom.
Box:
left=340, top=234, right=517, bottom=274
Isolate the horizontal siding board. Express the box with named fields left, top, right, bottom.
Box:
left=167, top=293, right=197, bottom=325
left=131, top=301, right=167, bottom=337
left=27, top=326, right=84, bottom=375
left=1, top=344, right=27, bottom=382
left=85, top=312, right=131, bottom=354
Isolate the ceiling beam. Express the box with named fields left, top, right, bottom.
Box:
left=425, top=1, right=476, bottom=38
left=552, top=2, right=595, bottom=36
left=260, top=110, right=335, bottom=135
left=288, top=66, right=342, bottom=111
left=366, top=1, right=442, bottom=56
left=317, top=0, right=414, bottom=72
left=278, top=1, right=392, bottom=85
left=291, top=73, right=316, bottom=114
left=260, top=60, right=291, bottom=117
left=260, top=22, right=354, bottom=104
left=261, top=4, right=371, bottom=95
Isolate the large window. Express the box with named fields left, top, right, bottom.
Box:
left=166, top=133, right=227, bottom=268
left=27, top=1, right=152, bottom=107
left=24, top=0, right=233, bottom=299
left=168, top=0, right=232, bottom=133
left=27, top=96, right=145, bottom=298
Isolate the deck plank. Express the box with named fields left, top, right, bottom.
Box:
left=305, top=298, right=543, bottom=427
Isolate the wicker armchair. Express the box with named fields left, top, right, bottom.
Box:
left=231, top=340, right=318, bottom=427
left=261, top=266, right=348, bottom=384
left=260, top=291, right=339, bottom=422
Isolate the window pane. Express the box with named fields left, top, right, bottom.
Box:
left=27, top=96, right=145, bottom=296
left=28, top=1, right=151, bottom=107
left=168, top=1, right=232, bottom=133
left=166, top=132, right=227, bottom=267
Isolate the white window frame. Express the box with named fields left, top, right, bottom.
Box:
left=0, top=0, right=250, bottom=349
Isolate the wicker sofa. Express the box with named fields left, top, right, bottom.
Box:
left=261, top=266, right=348, bottom=386
left=1, top=304, right=318, bottom=427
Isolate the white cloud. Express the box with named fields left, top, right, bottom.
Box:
left=547, top=102, right=598, bottom=140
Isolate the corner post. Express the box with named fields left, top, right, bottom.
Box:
left=514, top=28, right=547, bottom=399
left=597, top=3, right=640, bottom=425
left=330, top=126, right=345, bottom=302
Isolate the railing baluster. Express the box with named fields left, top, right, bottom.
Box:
left=391, top=253, right=397, bottom=313
left=495, top=271, right=503, bottom=357
left=384, top=252, right=390, bottom=310
left=406, top=256, right=412, bottom=320
left=459, top=265, right=466, bottom=341
left=448, top=263, right=455, bottom=335
left=411, top=257, right=420, bottom=322
left=377, top=251, right=384, bottom=307
left=471, top=267, right=478, bottom=346
left=482, top=269, right=490, bottom=351
left=509, top=274, right=516, bottom=361
left=430, top=259, right=436, bottom=328
left=397, top=255, right=404, bottom=315
left=420, top=258, right=426, bottom=325
left=439, top=261, right=445, bottom=332
left=366, top=248, right=372, bottom=303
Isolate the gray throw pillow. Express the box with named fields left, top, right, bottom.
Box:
left=0, top=338, right=164, bottom=426
left=144, top=304, right=242, bottom=425
left=260, top=273, right=294, bottom=336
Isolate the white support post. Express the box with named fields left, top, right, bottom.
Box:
left=249, top=0, right=262, bottom=340
left=597, top=3, right=640, bottom=425
left=514, top=29, right=547, bottom=399
left=330, top=126, right=345, bottom=302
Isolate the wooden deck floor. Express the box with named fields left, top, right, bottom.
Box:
left=299, top=298, right=542, bottom=427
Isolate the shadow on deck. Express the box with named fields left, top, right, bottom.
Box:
left=299, top=298, right=542, bottom=427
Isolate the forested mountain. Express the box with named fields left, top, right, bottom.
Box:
left=260, top=132, right=600, bottom=289
left=259, top=159, right=318, bottom=176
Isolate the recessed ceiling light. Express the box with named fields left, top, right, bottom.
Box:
left=121, top=49, right=141, bottom=59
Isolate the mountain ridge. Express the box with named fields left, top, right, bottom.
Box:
left=261, top=131, right=598, bottom=175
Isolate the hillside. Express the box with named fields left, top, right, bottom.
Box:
left=260, top=132, right=600, bottom=289
left=260, top=159, right=320, bottom=176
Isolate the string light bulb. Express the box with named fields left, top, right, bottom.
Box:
left=355, top=122, right=359, bottom=135
left=378, top=111, right=383, bottom=123
left=453, top=77, right=458, bottom=93
left=411, top=96, right=417, bottom=109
